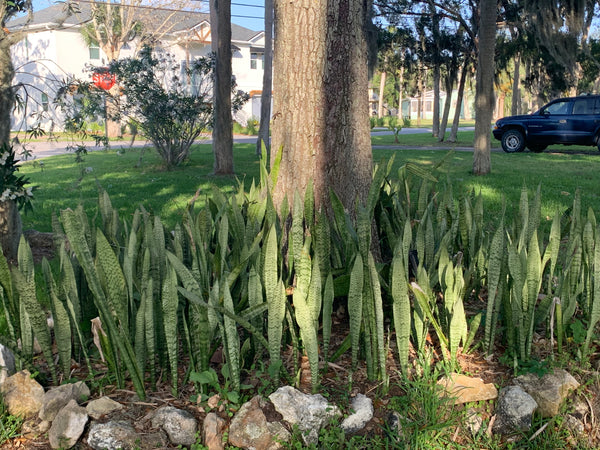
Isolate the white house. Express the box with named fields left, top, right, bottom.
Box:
left=8, top=3, right=266, bottom=132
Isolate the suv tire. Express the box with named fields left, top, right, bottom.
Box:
left=501, top=129, right=526, bottom=153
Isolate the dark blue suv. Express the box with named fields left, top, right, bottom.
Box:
left=493, top=95, right=600, bottom=153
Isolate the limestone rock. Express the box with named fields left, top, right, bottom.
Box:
left=151, top=405, right=198, bottom=447
left=0, top=343, right=15, bottom=386
left=203, top=412, right=227, bottom=450
left=493, top=385, right=538, bottom=435
left=564, top=414, right=585, bottom=435
left=465, top=408, right=483, bottom=436
left=48, top=399, right=88, bottom=449
left=228, top=395, right=290, bottom=449
left=39, top=381, right=90, bottom=421
left=437, top=373, right=498, bottom=404
left=86, top=396, right=124, bottom=419
left=269, top=385, right=341, bottom=446
left=514, top=369, right=579, bottom=417
left=341, top=394, right=373, bottom=434
left=87, top=420, right=140, bottom=450
left=0, top=369, right=45, bottom=417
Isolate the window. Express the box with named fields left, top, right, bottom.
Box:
left=544, top=100, right=570, bottom=115
left=41, top=93, right=49, bottom=112
left=250, top=52, right=264, bottom=70
left=89, top=42, right=100, bottom=60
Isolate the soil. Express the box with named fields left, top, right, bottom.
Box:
left=2, top=231, right=600, bottom=449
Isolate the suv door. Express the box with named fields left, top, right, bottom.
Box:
left=527, top=99, right=572, bottom=145
left=567, top=96, right=600, bottom=145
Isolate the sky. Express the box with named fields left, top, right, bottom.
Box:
left=31, top=0, right=266, bottom=31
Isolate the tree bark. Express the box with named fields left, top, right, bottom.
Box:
left=0, top=38, right=14, bottom=147
left=256, top=0, right=273, bottom=158
left=473, top=0, right=496, bottom=176
left=211, top=0, right=234, bottom=175
left=0, top=200, right=22, bottom=262
left=271, top=0, right=372, bottom=216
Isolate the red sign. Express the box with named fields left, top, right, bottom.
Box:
left=92, top=69, right=116, bottom=90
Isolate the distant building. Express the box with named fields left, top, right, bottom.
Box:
left=8, top=3, right=265, bottom=132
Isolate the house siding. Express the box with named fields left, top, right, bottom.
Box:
left=10, top=7, right=264, bottom=132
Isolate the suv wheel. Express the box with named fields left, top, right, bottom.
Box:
left=501, top=130, right=526, bottom=153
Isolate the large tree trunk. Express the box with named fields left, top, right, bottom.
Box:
left=212, top=0, right=234, bottom=175
left=256, top=0, right=273, bottom=158
left=271, top=0, right=372, bottom=215
left=0, top=200, right=21, bottom=262
left=473, top=0, right=496, bottom=176
left=0, top=38, right=14, bottom=147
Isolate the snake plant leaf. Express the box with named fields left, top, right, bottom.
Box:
left=12, top=266, right=57, bottom=383
left=367, top=252, right=387, bottom=381
left=42, top=259, right=71, bottom=378
left=222, top=279, right=241, bottom=392
left=348, top=254, right=364, bottom=370
left=95, top=230, right=129, bottom=331
left=322, top=272, right=334, bottom=360
left=166, top=251, right=210, bottom=372
left=61, top=209, right=145, bottom=399
left=391, top=243, right=410, bottom=374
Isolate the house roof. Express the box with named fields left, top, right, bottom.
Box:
left=8, top=2, right=264, bottom=43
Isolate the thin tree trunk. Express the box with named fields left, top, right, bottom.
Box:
left=511, top=52, right=521, bottom=115
left=212, top=0, right=234, bottom=175
left=438, top=68, right=456, bottom=142
left=397, top=65, right=404, bottom=119
left=449, top=59, right=468, bottom=143
left=378, top=67, right=387, bottom=118
left=256, top=0, right=273, bottom=158
left=473, top=0, right=496, bottom=175
left=271, top=0, right=372, bottom=215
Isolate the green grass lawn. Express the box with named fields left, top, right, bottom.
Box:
left=18, top=139, right=600, bottom=235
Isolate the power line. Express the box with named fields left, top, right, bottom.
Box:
left=232, top=2, right=264, bottom=9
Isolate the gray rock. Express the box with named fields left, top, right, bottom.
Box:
left=48, top=399, right=88, bottom=449
left=0, top=343, right=15, bottom=386
left=87, top=420, right=139, bottom=450
left=0, top=369, right=45, bottom=418
left=515, top=369, right=579, bottom=417
left=151, top=405, right=198, bottom=447
left=39, top=381, right=90, bottom=421
left=269, top=386, right=341, bottom=445
left=493, top=385, right=538, bottom=435
left=341, top=394, right=373, bottom=434
left=86, top=396, right=124, bottom=419
left=228, top=395, right=290, bottom=450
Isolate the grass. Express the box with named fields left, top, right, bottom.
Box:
left=18, top=138, right=600, bottom=237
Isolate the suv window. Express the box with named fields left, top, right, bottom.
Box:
left=543, top=100, right=570, bottom=115
left=572, top=98, right=594, bottom=114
